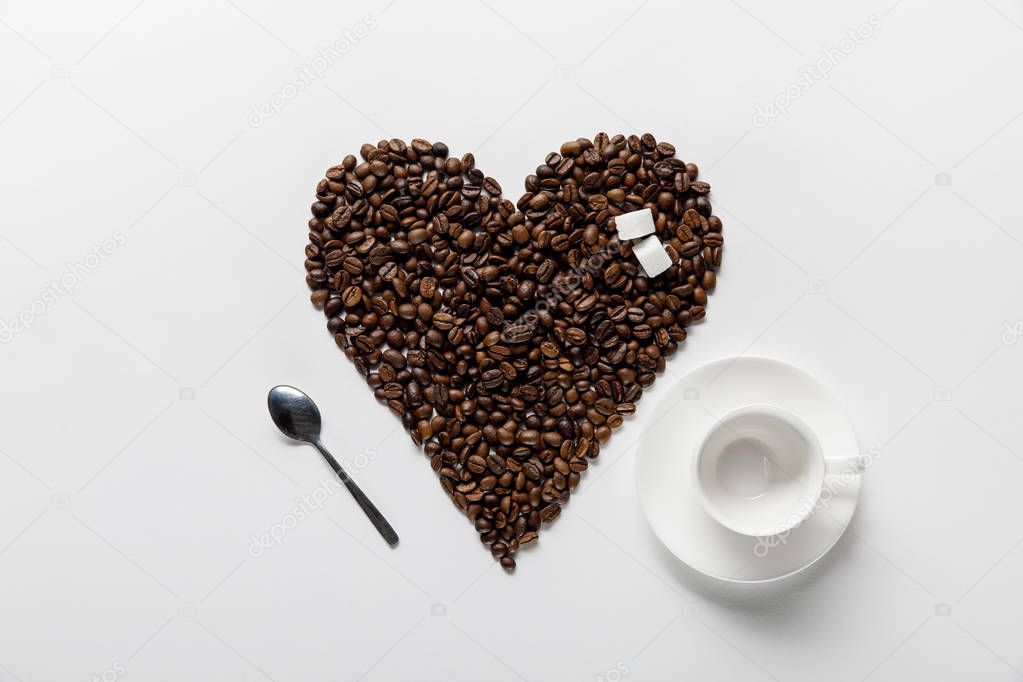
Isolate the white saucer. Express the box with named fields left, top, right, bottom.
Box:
left=636, top=356, right=861, bottom=583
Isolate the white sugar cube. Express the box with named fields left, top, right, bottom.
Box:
left=612, top=208, right=655, bottom=240
left=632, top=235, right=673, bottom=277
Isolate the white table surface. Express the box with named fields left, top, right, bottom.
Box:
left=2, top=0, right=1022, bottom=679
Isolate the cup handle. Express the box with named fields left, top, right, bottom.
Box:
left=823, top=455, right=864, bottom=481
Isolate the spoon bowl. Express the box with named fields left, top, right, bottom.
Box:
left=268, top=385, right=322, bottom=443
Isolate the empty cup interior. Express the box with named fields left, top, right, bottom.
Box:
left=694, top=406, right=823, bottom=536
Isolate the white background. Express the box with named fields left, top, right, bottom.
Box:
left=1, top=0, right=1022, bottom=680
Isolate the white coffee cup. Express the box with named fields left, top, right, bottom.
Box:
left=691, top=403, right=860, bottom=537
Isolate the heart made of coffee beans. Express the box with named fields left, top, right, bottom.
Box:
left=305, top=132, right=723, bottom=571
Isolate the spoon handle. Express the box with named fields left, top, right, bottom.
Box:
left=312, top=439, right=399, bottom=546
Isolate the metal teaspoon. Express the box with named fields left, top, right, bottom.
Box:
left=267, top=385, right=398, bottom=546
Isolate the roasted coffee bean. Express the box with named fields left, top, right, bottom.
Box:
left=310, top=289, right=329, bottom=307
left=522, top=458, right=542, bottom=480
left=483, top=177, right=502, bottom=195
left=305, top=135, right=722, bottom=572
left=482, top=368, right=504, bottom=389
left=539, top=503, right=561, bottom=523
left=341, top=285, right=362, bottom=308
left=503, top=324, right=534, bottom=343
left=518, top=429, right=541, bottom=446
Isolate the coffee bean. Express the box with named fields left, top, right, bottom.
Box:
left=518, top=429, right=541, bottom=446
left=522, top=458, right=542, bottom=480
left=540, top=503, right=561, bottom=523
left=482, top=368, right=503, bottom=389
left=305, top=135, right=722, bottom=571
left=483, top=177, right=502, bottom=195
left=310, top=289, right=329, bottom=307
left=341, top=285, right=362, bottom=308
left=327, top=205, right=353, bottom=230
left=503, top=323, right=534, bottom=344
left=485, top=453, right=505, bottom=474
left=382, top=348, right=406, bottom=369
